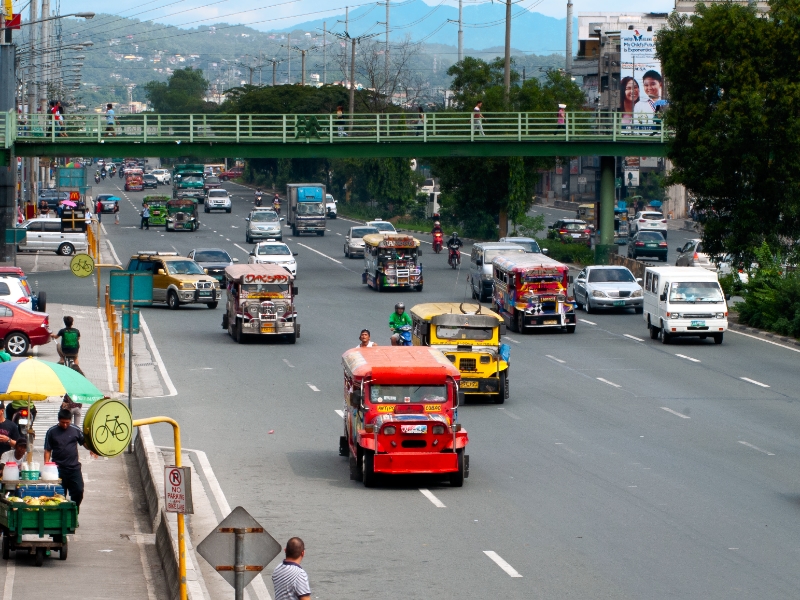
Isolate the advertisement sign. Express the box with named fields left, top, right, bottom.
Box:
left=624, top=168, right=640, bottom=187
left=640, top=156, right=659, bottom=168
left=620, top=29, right=663, bottom=126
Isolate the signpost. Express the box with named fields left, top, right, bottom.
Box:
left=165, top=466, right=193, bottom=514
left=197, top=506, right=281, bottom=600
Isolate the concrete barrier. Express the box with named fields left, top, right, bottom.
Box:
left=134, top=426, right=164, bottom=529
left=609, top=253, right=653, bottom=280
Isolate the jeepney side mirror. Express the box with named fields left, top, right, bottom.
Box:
left=280, top=217, right=285, bottom=222
left=499, top=322, right=507, bottom=336
left=292, top=286, right=299, bottom=296
left=204, top=268, right=209, bottom=274
left=157, top=269, right=165, bottom=275
left=660, top=292, right=667, bottom=301
left=245, top=217, right=250, bottom=221
left=476, top=259, right=482, bottom=266
left=542, top=248, right=549, bottom=255
left=725, top=294, right=731, bottom=301
left=457, top=390, right=465, bottom=407
left=569, top=275, right=574, bottom=284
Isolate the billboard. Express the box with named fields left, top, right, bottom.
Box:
left=620, top=29, right=663, bottom=126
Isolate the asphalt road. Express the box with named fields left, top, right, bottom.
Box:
left=37, top=178, right=800, bottom=599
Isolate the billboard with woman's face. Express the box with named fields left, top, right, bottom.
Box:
left=621, top=29, right=663, bottom=121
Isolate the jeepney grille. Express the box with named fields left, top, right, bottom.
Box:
left=197, top=281, right=213, bottom=290
left=459, top=358, right=477, bottom=372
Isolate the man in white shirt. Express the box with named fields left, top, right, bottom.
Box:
left=473, top=101, right=486, bottom=136
left=0, top=437, right=40, bottom=468
left=357, top=329, right=377, bottom=348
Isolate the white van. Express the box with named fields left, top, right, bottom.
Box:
left=468, top=242, right=526, bottom=302
left=642, top=266, right=728, bottom=344
left=17, top=218, right=88, bottom=256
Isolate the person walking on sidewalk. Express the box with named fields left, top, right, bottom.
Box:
left=44, top=409, right=95, bottom=508
left=141, top=203, right=150, bottom=230
left=272, top=537, right=311, bottom=600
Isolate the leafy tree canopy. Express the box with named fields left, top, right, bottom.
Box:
left=658, top=0, right=800, bottom=260
left=221, top=84, right=365, bottom=115
left=144, top=67, right=216, bottom=113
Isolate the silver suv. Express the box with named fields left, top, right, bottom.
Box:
left=204, top=189, right=232, bottom=213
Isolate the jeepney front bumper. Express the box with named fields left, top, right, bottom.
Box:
left=520, top=310, right=577, bottom=328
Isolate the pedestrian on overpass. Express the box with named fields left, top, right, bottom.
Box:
left=272, top=537, right=311, bottom=600
left=473, top=101, right=485, bottom=136
left=44, top=409, right=97, bottom=508
left=105, top=103, right=116, bottom=137
left=336, top=105, right=346, bottom=137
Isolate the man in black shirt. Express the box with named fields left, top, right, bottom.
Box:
left=44, top=409, right=94, bottom=507
left=0, top=404, right=21, bottom=456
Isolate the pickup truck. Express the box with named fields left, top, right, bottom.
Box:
left=218, top=168, right=243, bottom=182
left=17, top=218, right=88, bottom=256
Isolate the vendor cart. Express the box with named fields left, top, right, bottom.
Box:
left=0, top=488, right=78, bottom=565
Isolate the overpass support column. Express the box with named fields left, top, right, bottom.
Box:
left=595, top=155, right=616, bottom=265
left=0, top=45, right=16, bottom=264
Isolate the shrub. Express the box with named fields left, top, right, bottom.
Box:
left=536, top=238, right=595, bottom=265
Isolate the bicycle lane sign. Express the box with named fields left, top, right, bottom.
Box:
left=83, top=398, right=132, bottom=458
left=165, top=466, right=193, bottom=514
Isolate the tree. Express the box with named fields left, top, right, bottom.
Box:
left=657, top=0, right=800, bottom=259
left=144, top=67, right=215, bottom=113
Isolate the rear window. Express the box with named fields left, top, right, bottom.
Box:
left=256, top=245, right=291, bottom=256
left=370, top=222, right=395, bottom=232
left=642, top=213, right=664, bottom=220
left=0, top=283, right=9, bottom=296
left=194, top=250, right=231, bottom=262
left=351, top=227, right=379, bottom=237
left=205, top=177, right=220, bottom=184
left=638, top=231, right=664, bottom=241
left=563, top=222, right=587, bottom=231
left=208, top=190, right=228, bottom=197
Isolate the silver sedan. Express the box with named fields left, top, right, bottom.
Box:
left=344, top=226, right=379, bottom=258
left=573, top=265, right=643, bottom=314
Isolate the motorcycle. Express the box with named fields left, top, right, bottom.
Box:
left=94, top=174, right=101, bottom=184
left=448, top=246, right=461, bottom=269
left=255, top=194, right=263, bottom=207
left=11, top=406, right=36, bottom=436
left=394, top=325, right=413, bottom=346
left=100, top=171, right=106, bottom=180
left=432, top=232, right=443, bottom=254
left=273, top=200, right=281, bottom=213
left=119, top=169, right=124, bottom=179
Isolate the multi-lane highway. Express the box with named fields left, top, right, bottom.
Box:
left=48, top=177, right=800, bottom=598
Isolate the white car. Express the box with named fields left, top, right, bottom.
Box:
left=344, top=226, right=379, bottom=258
left=325, top=194, right=337, bottom=219
left=631, top=211, right=668, bottom=239
left=204, top=189, right=232, bottom=213
left=151, top=169, right=171, bottom=185
left=366, top=219, right=396, bottom=234
left=248, top=240, right=298, bottom=276
left=0, top=277, right=33, bottom=311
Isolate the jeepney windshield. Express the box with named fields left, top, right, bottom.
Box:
left=181, top=175, right=203, bottom=184
left=370, top=385, right=446, bottom=404
left=297, top=203, right=324, bottom=216
left=241, top=283, right=289, bottom=294
left=436, top=326, right=494, bottom=341
left=166, top=261, right=205, bottom=275
left=668, top=281, right=724, bottom=303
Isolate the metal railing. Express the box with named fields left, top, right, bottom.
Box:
left=4, top=111, right=667, bottom=147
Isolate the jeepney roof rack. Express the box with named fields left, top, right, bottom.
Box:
left=136, top=251, right=178, bottom=256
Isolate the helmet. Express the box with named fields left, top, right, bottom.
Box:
left=395, top=302, right=405, bottom=311
left=452, top=232, right=459, bottom=238
left=434, top=221, right=440, bottom=227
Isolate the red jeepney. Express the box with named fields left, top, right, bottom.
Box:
left=339, top=346, right=469, bottom=487
left=125, top=168, right=144, bottom=192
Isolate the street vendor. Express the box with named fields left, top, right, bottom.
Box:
left=0, top=437, right=39, bottom=467
left=0, top=403, right=21, bottom=455
left=44, top=409, right=96, bottom=507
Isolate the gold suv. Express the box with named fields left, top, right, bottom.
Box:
left=126, top=251, right=221, bottom=309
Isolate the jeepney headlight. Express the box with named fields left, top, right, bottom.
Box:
left=248, top=305, right=259, bottom=316
left=383, top=426, right=396, bottom=435
left=592, top=290, right=609, bottom=298
left=432, top=425, right=446, bottom=435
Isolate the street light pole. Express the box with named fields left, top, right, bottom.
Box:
left=503, top=0, right=511, bottom=103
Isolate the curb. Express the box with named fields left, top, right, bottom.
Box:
left=727, top=321, right=800, bottom=347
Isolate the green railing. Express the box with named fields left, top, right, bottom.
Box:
left=6, top=111, right=667, bottom=147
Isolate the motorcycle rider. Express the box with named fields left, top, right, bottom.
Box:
left=273, top=194, right=281, bottom=212
left=254, top=188, right=263, bottom=207
left=389, top=302, right=413, bottom=346
left=432, top=221, right=443, bottom=236
left=447, top=231, right=463, bottom=254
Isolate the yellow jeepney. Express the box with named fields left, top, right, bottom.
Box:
left=362, top=233, right=423, bottom=292
left=410, top=302, right=509, bottom=404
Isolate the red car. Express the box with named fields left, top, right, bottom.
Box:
left=218, top=168, right=243, bottom=181
left=0, top=301, right=50, bottom=356
left=203, top=175, right=222, bottom=192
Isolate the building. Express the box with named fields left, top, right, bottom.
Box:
left=674, top=0, right=769, bottom=14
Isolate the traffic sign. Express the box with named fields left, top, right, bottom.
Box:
left=165, top=466, right=193, bottom=514
left=83, top=398, right=133, bottom=458
left=197, top=506, right=281, bottom=597
left=70, top=253, right=95, bottom=278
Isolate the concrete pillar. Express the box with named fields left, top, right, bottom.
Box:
left=595, top=155, right=616, bottom=264
left=0, top=45, right=16, bottom=264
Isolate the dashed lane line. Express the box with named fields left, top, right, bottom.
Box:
left=675, top=353, right=701, bottom=363
left=296, top=243, right=342, bottom=264
left=233, top=243, right=250, bottom=255
left=661, top=407, right=690, bottom=419
left=483, top=551, right=523, bottom=578
left=579, top=318, right=596, bottom=325
left=419, top=489, right=446, bottom=508
left=741, top=377, right=770, bottom=388
left=624, top=334, right=644, bottom=342
left=738, top=441, right=775, bottom=456
left=282, top=359, right=295, bottom=368
left=545, top=355, right=565, bottom=363
left=596, top=377, right=621, bottom=388
left=334, top=409, right=345, bottom=418
left=306, top=383, right=320, bottom=392
left=504, top=336, right=520, bottom=344
left=728, top=328, right=800, bottom=354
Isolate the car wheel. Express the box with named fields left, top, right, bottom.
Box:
left=635, top=306, right=643, bottom=314
left=245, top=234, right=251, bottom=244
left=713, top=333, right=723, bottom=344
left=5, top=332, right=29, bottom=356
left=233, top=319, right=243, bottom=343
left=362, top=450, right=376, bottom=488
left=36, top=291, right=47, bottom=313
left=450, top=450, right=465, bottom=487
left=226, top=208, right=231, bottom=213
left=661, top=326, right=671, bottom=344
left=517, top=313, right=525, bottom=334
left=344, top=246, right=349, bottom=258
left=167, top=291, right=180, bottom=310
left=57, top=243, right=74, bottom=256
left=495, top=371, right=507, bottom=404
left=207, top=301, right=218, bottom=309
left=204, top=207, right=209, bottom=213
left=585, top=297, right=593, bottom=313
left=649, top=323, right=659, bottom=339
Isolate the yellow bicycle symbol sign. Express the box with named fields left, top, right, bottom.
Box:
left=70, top=253, right=95, bottom=278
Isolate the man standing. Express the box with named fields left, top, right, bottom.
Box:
left=105, top=103, right=116, bottom=136
left=472, top=100, right=485, bottom=136
left=357, top=329, right=377, bottom=348
left=141, top=203, right=150, bottom=230
left=272, top=537, right=311, bottom=600
left=44, top=409, right=93, bottom=507
left=95, top=199, right=103, bottom=223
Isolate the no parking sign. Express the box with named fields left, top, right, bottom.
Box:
left=165, top=466, right=194, bottom=514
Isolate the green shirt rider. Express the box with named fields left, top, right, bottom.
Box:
left=389, top=302, right=412, bottom=346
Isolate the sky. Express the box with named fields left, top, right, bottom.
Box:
left=44, top=0, right=677, bottom=30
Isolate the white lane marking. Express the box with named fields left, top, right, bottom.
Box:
left=661, top=407, right=690, bottom=419
left=497, top=407, right=521, bottom=419
left=334, top=409, right=345, bottom=418
left=545, top=355, right=565, bottom=363
left=728, top=328, right=800, bottom=353
left=579, top=318, right=596, bottom=325
left=3, top=560, right=15, bottom=600
left=738, top=441, right=775, bottom=456
left=624, top=334, right=644, bottom=342
left=336, top=232, right=342, bottom=236
left=597, top=377, right=621, bottom=388
left=296, top=243, right=342, bottom=264
left=282, top=359, right=295, bottom=368
left=419, top=488, right=446, bottom=508
left=306, top=383, right=320, bottom=392
left=675, top=353, right=701, bottom=363
left=741, top=377, right=770, bottom=388
left=138, top=315, right=178, bottom=397
left=225, top=238, right=231, bottom=242
left=483, top=551, right=523, bottom=578
left=504, top=336, right=520, bottom=344
left=233, top=243, right=251, bottom=255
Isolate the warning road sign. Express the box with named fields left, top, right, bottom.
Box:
left=165, top=466, right=193, bottom=514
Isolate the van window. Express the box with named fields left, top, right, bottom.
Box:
left=645, top=272, right=652, bottom=291
left=668, top=281, right=724, bottom=303
left=43, top=222, right=62, bottom=233
left=0, top=283, right=9, bottom=295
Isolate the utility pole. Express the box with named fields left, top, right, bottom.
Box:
left=27, top=0, right=38, bottom=208
left=287, top=33, right=291, bottom=83
left=566, top=0, right=573, bottom=74
left=503, top=0, right=511, bottom=103
left=458, top=0, right=463, bottom=63
left=323, top=21, right=326, bottom=84
left=349, top=38, right=356, bottom=124
left=344, top=7, right=349, bottom=86
left=300, top=49, right=306, bottom=86
left=385, top=0, right=389, bottom=100
left=0, top=32, right=16, bottom=262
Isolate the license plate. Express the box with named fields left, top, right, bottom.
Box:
left=646, top=243, right=657, bottom=248
left=690, top=320, right=705, bottom=327
left=460, top=381, right=479, bottom=389
left=261, top=325, right=275, bottom=333
left=613, top=300, right=625, bottom=306
left=424, top=405, right=442, bottom=412
left=376, top=405, right=394, bottom=413
left=401, top=425, right=427, bottom=434
left=571, top=234, right=580, bottom=238
left=198, top=291, right=211, bottom=297
left=544, top=319, right=558, bottom=325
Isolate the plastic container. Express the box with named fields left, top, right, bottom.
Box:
left=3, top=462, right=19, bottom=482
left=19, top=462, right=39, bottom=481
left=40, top=463, right=58, bottom=481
